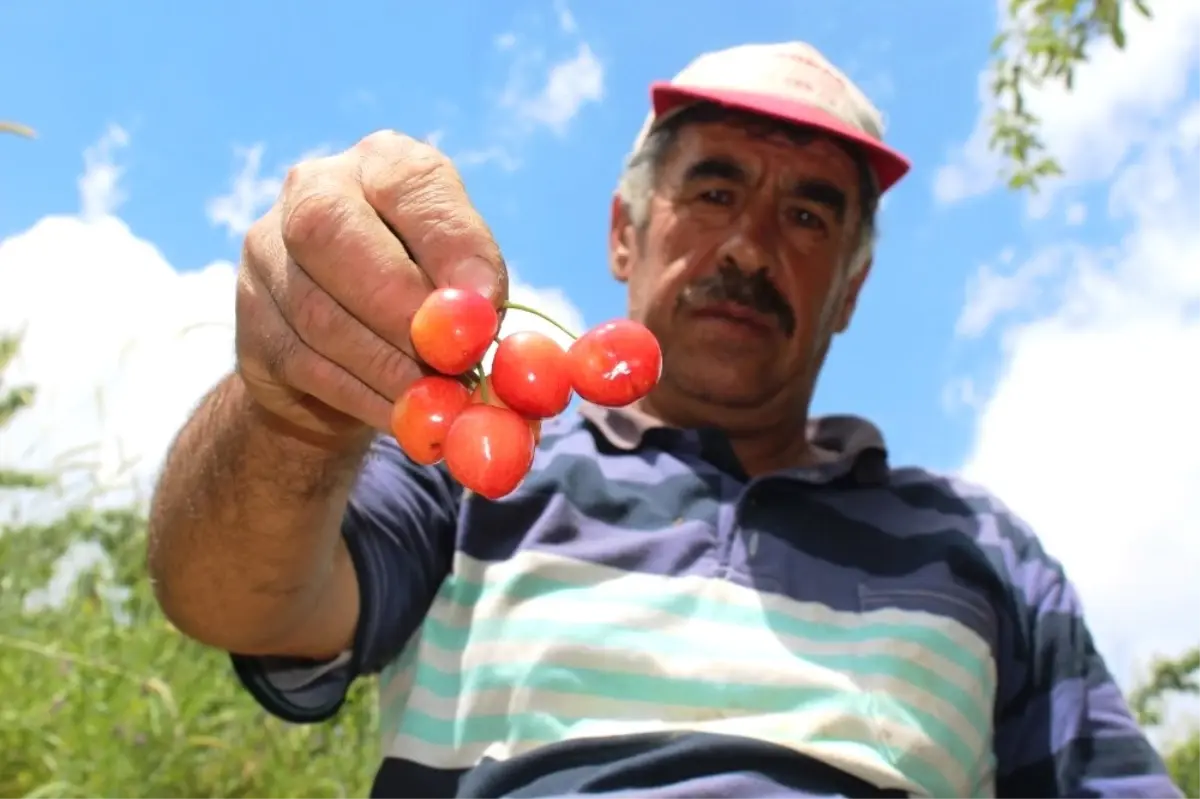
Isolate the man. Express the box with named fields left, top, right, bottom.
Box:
left=146, top=41, right=1181, bottom=798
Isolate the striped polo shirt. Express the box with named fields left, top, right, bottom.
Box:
left=232, top=403, right=1178, bottom=798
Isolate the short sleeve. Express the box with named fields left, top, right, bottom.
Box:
left=230, top=434, right=460, bottom=724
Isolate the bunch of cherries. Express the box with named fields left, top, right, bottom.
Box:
left=391, top=288, right=663, bottom=500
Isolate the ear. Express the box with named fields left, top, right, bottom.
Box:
left=609, top=193, right=636, bottom=283
left=832, top=257, right=872, bottom=334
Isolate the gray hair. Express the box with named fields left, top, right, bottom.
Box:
left=616, top=103, right=880, bottom=277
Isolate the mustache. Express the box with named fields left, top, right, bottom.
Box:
left=676, top=260, right=797, bottom=337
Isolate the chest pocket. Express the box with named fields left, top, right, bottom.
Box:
left=729, top=504, right=999, bottom=796
left=855, top=578, right=999, bottom=797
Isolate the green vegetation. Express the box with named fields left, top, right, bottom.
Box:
left=1130, top=648, right=1200, bottom=798
left=0, top=335, right=379, bottom=797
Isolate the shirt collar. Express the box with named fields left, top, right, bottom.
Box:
left=577, top=402, right=890, bottom=486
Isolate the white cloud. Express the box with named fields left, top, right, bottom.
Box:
left=78, top=124, right=130, bottom=221
left=415, top=3, right=604, bottom=174
left=454, top=1, right=603, bottom=171
left=205, top=144, right=282, bottom=238
left=955, top=244, right=1073, bottom=339
left=506, top=42, right=604, bottom=137
left=958, top=44, right=1200, bottom=698
left=0, top=217, right=239, bottom=521
left=0, top=129, right=590, bottom=526
left=934, top=0, right=1200, bottom=213
left=454, top=145, right=522, bottom=173
left=207, top=143, right=331, bottom=238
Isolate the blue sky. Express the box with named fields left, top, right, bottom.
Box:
left=4, top=0, right=1017, bottom=471
left=2, top=0, right=1198, bottom=688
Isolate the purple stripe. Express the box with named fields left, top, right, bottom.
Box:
left=464, top=492, right=723, bottom=579
left=532, top=425, right=704, bottom=483
left=1046, top=678, right=1141, bottom=752
left=460, top=489, right=1004, bottom=629
left=997, top=677, right=1145, bottom=771
left=822, top=472, right=1070, bottom=613
left=1083, top=774, right=1184, bottom=798
left=825, top=475, right=983, bottom=537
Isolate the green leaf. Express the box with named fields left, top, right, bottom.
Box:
left=985, top=0, right=1154, bottom=194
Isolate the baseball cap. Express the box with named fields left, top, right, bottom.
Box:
left=630, top=42, right=911, bottom=193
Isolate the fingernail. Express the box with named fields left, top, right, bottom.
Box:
left=449, top=257, right=500, bottom=302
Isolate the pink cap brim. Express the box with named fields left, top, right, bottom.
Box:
left=650, top=81, right=912, bottom=193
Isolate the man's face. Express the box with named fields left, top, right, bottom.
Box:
left=610, top=118, right=872, bottom=411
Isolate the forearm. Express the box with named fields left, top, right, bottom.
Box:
left=147, top=371, right=370, bottom=656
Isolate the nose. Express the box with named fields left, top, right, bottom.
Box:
left=714, top=205, right=778, bottom=276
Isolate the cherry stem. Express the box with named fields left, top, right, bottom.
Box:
left=474, top=364, right=491, bottom=404
left=502, top=302, right=578, bottom=341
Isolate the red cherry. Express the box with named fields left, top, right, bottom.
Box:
left=566, top=319, right=662, bottom=407
left=410, top=288, right=500, bottom=375
left=470, top=377, right=542, bottom=444
left=490, top=331, right=573, bottom=419
left=390, top=375, right=472, bottom=465
left=443, top=404, right=536, bottom=500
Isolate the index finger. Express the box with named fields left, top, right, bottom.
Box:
left=357, top=131, right=509, bottom=308
left=277, top=150, right=435, bottom=360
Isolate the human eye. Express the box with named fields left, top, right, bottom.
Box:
left=698, top=187, right=736, bottom=206
left=784, top=205, right=828, bottom=231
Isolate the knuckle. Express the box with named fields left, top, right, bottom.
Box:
left=396, top=181, right=492, bottom=260
left=356, top=128, right=414, bottom=157
left=406, top=145, right=460, bottom=192
left=281, top=157, right=321, bottom=201
left=361, top=142, right=461, bottom=212
left=409, top=207, right=478, bottom=252
left=280, top=186, right=355, bottom=255
left=355, top=129, right=450, bottom=171
left=409, top=138, right=455, bottom=172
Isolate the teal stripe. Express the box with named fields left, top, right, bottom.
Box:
left=436, top=570, right=992, bottom=705
left=398, top=650, right=975, bottom=788
left=417, top=611, right=990, bottom=734
left=438, top=568, right=990, bottom=682
left=390, top=701, right=960, bottom=799
left=379, top=641, right=419, bottom=736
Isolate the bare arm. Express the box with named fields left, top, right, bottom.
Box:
left=145, top=131, right=504, bottom=668
left=147, top=372, right=367, bottom=660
